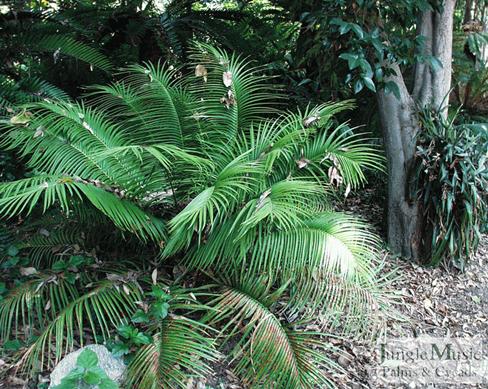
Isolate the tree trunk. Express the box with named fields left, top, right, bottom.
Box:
left=464, top=0, right=473, bottom=24
left=378, top=0, right=456, bottom=260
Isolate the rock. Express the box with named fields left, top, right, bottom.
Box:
left=49, top=344, right=125, bottom=388
left=338, top=354, right=352, bottom=368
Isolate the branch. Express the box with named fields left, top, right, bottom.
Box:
left=412, top=0, right=456, bottom=113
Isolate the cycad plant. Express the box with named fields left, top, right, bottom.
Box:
left=0, top=44, right=389, bottom=388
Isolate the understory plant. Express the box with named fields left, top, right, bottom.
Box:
left=0, top=43, right=389, bottom=388
left=52, top=349, right=118, bottom=389
left=414, top=107, right=488, bottom=268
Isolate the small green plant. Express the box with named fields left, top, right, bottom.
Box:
left=414, top=107, right=488, bottom=268
left=52, top=349, right=118, bottom=389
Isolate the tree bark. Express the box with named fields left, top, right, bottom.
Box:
left=413, top=0, right=455, bottom=114
left=378, top=0, right=456, bottom=260
left=377, top=65, right=422, bottom=259
left=464, top=0, right=473, bottom=24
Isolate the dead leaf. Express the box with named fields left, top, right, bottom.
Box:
left=344, top=183, right=351, bottom=198
left=303, top=115, right=320, bottom=127
left=296, top=157, right=310, bottom=169
left=152, top=268, right=158, bottom=285
left=10, top=111, right=33, bottom=125
left=256, top=189, right=272, bottom=209
left=328, top=166, right=343, bottom=186
left=423, top=298, right=433, bottom=309
left=195, top=64, right=208, bottom=82
left=45, top=300, right=51, bottom=311
left=9, top=377, right=27, bottom=385
left=39, top=228, right=50, bottom=237
left=223, top=71, right=233, bottom=87
left=220, top=89, right=235, bottom=109
left=33, top=126, right=45, bottom=138
left=123, top=284, right=131, bottom=295
left=82, top=121, right=94, bottom=134
left=53, top=48, right=61, bottom=63
left=471, top=295, right=481, bottom=304
left=173, top=265, right=186, bottom=279
left=20, top=267, right=37, bottom=276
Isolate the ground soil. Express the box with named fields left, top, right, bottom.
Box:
left=336, top=189, right=488, bottom=389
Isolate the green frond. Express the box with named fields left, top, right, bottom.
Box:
left=72, top=182, right=166, bottom=243
left=208, top=282, right=342, bottom=388
left=164, top=156, right=259, bottom=256
left=0, top=176, right=166, bottom=242
left=189, top=42, right=281, bottom=143
left=95, top=144, right=210, bottom=176
left=1, top=101, right=146, bottom=194
left=17, top=77, right=70, bottom=102
left=290, top=270, right=388, bottom=338
left=96, top=62, right=191, bottom=146
left=0, top=175, right=78, bottom=215
left=248, top=211, right=381, bottom=280
left=20, top=280, right=141, bottom=371
left=185, top=209, right=380, bottom=281
left=0, top=275, right=78, bottom=342
left=233, top=179, right=327, bottom=236
left=18, top=228, right=85, bottom=267
left=0, top=76, right=68, bottom=110
left=301, top=126, right=384, bottom=189
left=27, top=34, right=112, bottom=71
left=126, top=316, right=218, bottom=389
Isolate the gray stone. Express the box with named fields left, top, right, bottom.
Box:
left=49, top=344, right=126, bottom=388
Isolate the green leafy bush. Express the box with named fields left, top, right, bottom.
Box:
left=414, top=107, right=488, bottom=268
left=0, top=44, right=389, bottom=388
left=52, top=349, right=118, bottom=389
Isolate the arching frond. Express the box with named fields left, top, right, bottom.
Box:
left=233, top=179, right=327, bottom=235
left=208, top=280, right=343, bottom=388
left=18, top=228, right=85, bottom=267
left=87, top=63, right=192, bottom=146
left=289, top=270, right=390, bottom=338
left=164, top=156, right=259, bottom=256
left=189, top=42, right=281, bottom=144
left=126, top=317, right=218, bottom=389
left=27, top=34, right=112, bottom=71
left=0, top=176, right=166, bottom=242
left=0, top=275, right=78, bottom=342
left=247, top=212, right=381, bottom=280
left=0, top=76, right=69, bottom=110
left=20, top=280, right=141, bottom=371
left=300, top=126, right=385, bottom=189
left=185, top=210, right=380, bottom=283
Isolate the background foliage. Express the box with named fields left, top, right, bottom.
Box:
left=0, top=0, right=486, bottom=387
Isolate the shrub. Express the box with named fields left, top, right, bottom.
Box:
left=0, top=44, right=387, bottom=388
left=414, top=107, right=488, bottom=268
